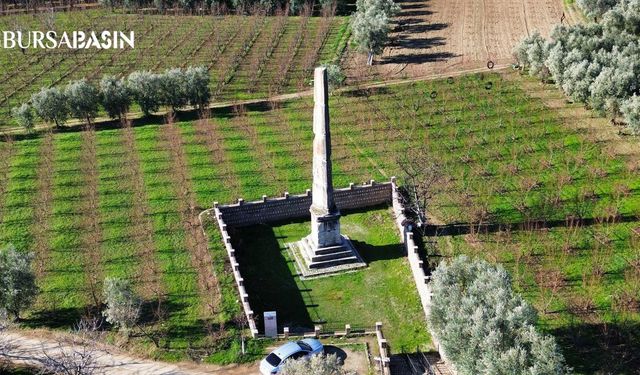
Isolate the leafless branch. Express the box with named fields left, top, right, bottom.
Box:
left=396, top=147, right=441, bottom=234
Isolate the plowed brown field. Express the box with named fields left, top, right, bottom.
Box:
left=345, top=0, right=576, bottom=79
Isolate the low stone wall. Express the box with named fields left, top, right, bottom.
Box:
left=391, top=181, right=455, bottom=374
left=215, top=180, right=393, bottom=227
left=211, top=180, right=395, bottom=338
left=390, top=181, right=432, bottom=317
left=211, top=206, right=260, bottom=337
left=374, top=322, right=391, bottom=375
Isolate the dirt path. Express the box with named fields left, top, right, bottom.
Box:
left=345, top=0, right=570, bottom=81
left=1, top=330, right=258, bottom=375
left=1, top=330, right=372, bottom=375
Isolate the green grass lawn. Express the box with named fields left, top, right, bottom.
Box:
left=232, top=208, right=431, bottom=352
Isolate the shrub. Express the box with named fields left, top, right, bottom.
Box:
left=102, top=277, right=140, bottom=332
left=0, top=245, right=38, bottom=320
left=30, top=87, right=69, bottom=128
left=65, top=79, right=100, bottom=125
left=280, top=353, right=354, bottom=375
left=100, top=75, right=131, bottom=120
left=11, top=103, right=35, bottom=132
left=428, top=256, right=570, bottom=375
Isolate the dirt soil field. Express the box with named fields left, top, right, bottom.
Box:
left=345, top=0, right=575, bottom=80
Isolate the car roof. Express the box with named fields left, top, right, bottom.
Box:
left=273, top=342, right=303, bottom=358
left=299, top=338, right=322, bottom=350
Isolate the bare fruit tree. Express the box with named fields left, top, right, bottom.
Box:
left=38, top=318, right=104, bottom=375
left=0, top=314, right=16, bottom=361
left=396, top=147, right=441, bottom=234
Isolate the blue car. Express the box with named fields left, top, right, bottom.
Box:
left=259, top=339, right=324, bottom=374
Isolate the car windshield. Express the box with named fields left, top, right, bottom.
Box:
left=297, top=341, right=312, bottom=351
left=266, top=353, right=282, bottom=367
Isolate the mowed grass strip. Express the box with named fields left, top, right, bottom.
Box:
left=132, top=124, right=204, bottom=350
left=0, top=138, right=15, bottom=225
left=45, top=133, right=88, bottom=312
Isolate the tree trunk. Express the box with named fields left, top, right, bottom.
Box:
left=367, top=52, right=374, bottom=66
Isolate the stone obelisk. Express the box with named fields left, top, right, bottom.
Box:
left=309, top=67, right=341, bottom=248
left=289, top=67, right=365, bottom=277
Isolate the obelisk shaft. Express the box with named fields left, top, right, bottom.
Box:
left=309, top=67, right=341, bottom=248
left=310, top=67, right=337, bottom=215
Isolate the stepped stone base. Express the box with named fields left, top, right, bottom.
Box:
left=287, top=235, right=366, bottom=279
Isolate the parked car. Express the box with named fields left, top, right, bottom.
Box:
left=259, top=338, right=324, bottom=374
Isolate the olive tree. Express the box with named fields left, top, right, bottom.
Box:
left=577, top=0, right=620, bottom=21
left=100, top=75, right=131, bottom=121
left=0, top=245, right=38, bottom=320
left=160, top=68, right=189, bottom=112
left=184, top=66, right=211, bottom=111
left=515, top=0, right=640, bottom=133
left=127, top=71, right=163, bottom=116
left=321, top=64, right=346, bottom=89
left=366, top=0, right=400, bottom=18
left=351, top=0, right=400, bottom=65
left=178, top=0, right=196, bottom=11
left=123, top=0, right=143, bottom=11
left=280, top=353, right=354, bottom=375
left=11, top=103, right=35, bottom=132
left=98, top=0, right=116, bottom=9
left=65, top=79, right=100, bottom=126
left=159, top=68, right=189, bottom=113
left=153, top=0, right=166, bottom=12
left=428, top=256, right=570, bottom=375
left=31, top=87, right=69, bottom=128
left=513, top=31, right=549, bottom=78
left=621, top=94, right=640, bottom=133
left=102, top=277, right=140, bottom=332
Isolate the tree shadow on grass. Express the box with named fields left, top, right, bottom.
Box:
left=22, top=307, right=85, bottom=329
left=23, top=298, right=191, bottom=332
left=551, top=322, right=640, bottom=374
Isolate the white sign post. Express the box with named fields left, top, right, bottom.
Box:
left=264, top=311, right=277, bottom=338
